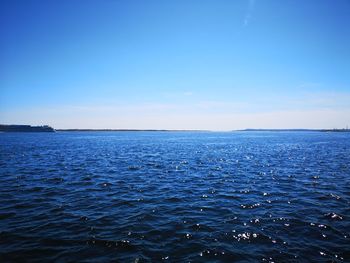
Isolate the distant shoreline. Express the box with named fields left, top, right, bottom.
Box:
left=0, top=124, right=55, bottom=132
left=56, top=128, right=350, bottom=132
left=1, top=124, right=349, bottom=133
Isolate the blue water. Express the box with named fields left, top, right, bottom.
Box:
left=0, top=131, right=349, bottom=262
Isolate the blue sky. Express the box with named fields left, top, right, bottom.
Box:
left=1, top=0, right=349, bottom=129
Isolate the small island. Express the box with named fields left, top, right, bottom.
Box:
left=0, top=124, right=55, bottom=132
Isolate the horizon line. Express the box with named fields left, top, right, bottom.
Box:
left=1, top=124, right=350, bottom=132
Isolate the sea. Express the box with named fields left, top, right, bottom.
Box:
left=0, top=131, right=349, bottom=262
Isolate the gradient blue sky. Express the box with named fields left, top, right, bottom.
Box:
left=1, top=0, right=350, bottom=130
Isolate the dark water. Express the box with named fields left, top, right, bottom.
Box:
left=0, top=131, right=349, bottom=262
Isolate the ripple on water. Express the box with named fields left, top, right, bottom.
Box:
left=0, top=131, right=349, bottom=261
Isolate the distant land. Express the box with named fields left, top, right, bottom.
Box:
left=0, top=124, right=55, bottom=132
left=57, top=128, right=350, bottom=132
left=1, top=125, right=350, bottom=133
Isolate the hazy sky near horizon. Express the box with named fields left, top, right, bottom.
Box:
left=1, top=0, right=350, bottom=130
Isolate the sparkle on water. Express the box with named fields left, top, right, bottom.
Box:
left=0, top=131, right=349, bottom=262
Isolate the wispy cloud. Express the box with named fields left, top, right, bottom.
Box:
left=162, top=91, right=194, bottom=98
left=2, top=106, right=350, bottom=130
left=297, top=82, right=322, bottom=89
left=183, top=91, right=193, bottom=96
left=244, top=0, right=255, bottom=26
left=2, top=90, right=350, bottom=130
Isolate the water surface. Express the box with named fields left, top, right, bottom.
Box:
left=0, top=131, right=349, bottom=262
